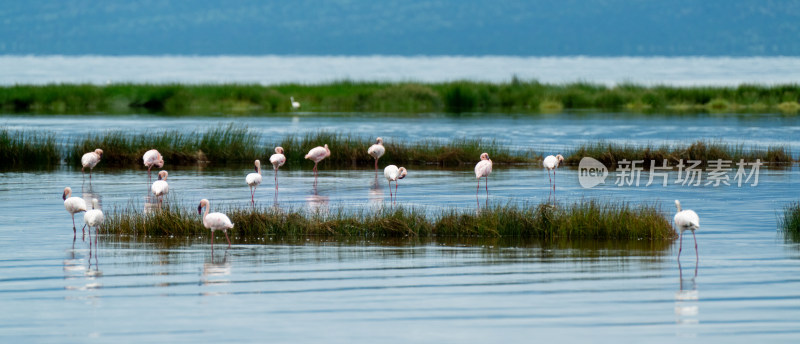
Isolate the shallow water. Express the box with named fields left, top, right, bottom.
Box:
left=3, top=55, right=800, bottom=86
left=1, top=113, right=800, bottom=342
left=3, top=112, right=800, bottom=154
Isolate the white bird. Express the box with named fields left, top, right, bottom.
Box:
left=305, top=144, right=331, bottom=185
left=543, top=154, right=565, bottom=193
left=143, top=149, right=164, bottom=183
left=63, top=186, right=87, bottom=237
left=368, top=137, right=386, bottom=174
left=384, top=165, right=408, bottom=202
left=80, top=148, right=103, bottom=179
left=82, top=198, right=104, bottom=236
left=290, top=97, right=301, bottom=110
left=269, top=147, right=286, bottom=193
left=245, top=160, right=262, bottom=206
left=674, top=200, right=700, bottom=262
left=151, top=170, right=169, bottom=204
left=198, top=199, right=234, bottom=248
left=474, top=152, right=493, bottom=200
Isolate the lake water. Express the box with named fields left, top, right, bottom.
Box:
left=2, top=55, right=800, bottom=86
left=2, top=113, right=800, bottom=342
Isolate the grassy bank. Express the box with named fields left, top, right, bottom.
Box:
left=0, top=128, right=60, bottom=167
left=566, top=141, right=793, bottom=167
left=2, top=81, right=800, bottom=114
left=780, top=202, right=800, bottom=241
left=103, top=201, right=676, bottom=241
left=3, top=127, right=793, bottom=169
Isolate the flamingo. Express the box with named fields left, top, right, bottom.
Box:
left=151, top=170, right=169, bottom=204
left=674, top=200, right=700, bottom=262
left=305, top=144, right=330, bottom=185
left=290, top=97, right=301, bottom=110
left=245, top=160, right=262, bottom=206
left=62, top=187, right=87, bottom=237
left=384, top=165, right=407, bottom=202
left=143, top=149, right=164, bottom=183
left=80, top=148, right=103, bottom=179
left=474, top=152, right=493, bottom=200
left=368, top=137, right=386, bottom=174
left=269, top=147, right=286, bottom=193
left=82, top=198, right=104, bottom=236
left=198, top=199, right=234, bottom=248
left=543, top=154, right=565, bottom=193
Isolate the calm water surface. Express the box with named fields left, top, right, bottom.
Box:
left=1, top=114, right=799, bottom=342
left=2, top=55, right=800, bottom=86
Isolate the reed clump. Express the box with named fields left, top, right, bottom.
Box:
left=3, top=82, right=800, bottom=114
left=66, top=124, right=262, bottom=167
left=276, top=131, right=537, bottom=167
left=102, top=201, right=676, bottom=241
left=565, top=141, right=793, bottom=168
left=0, top=128, right=61, bottom=167
left=780, top=202, right=800, bottom=241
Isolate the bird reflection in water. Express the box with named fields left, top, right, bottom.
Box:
left=202, top=248, right=231, bottom=288
left=369, top=176, right=384, bottom=206
left=306, top=186, right=330, bottom=213
left=675, top=260, right=699, bottom=329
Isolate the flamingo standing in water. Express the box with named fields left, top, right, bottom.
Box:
left=63, top=187, right=87, bottom=237
left=269, top=147, right=286, bottom=194
left=80, top=148, right=103, bottom=179
left=384, top=165, right=407, bottom=202
left=543, top=154, right=564, bottom=194
left=143, top=149, right=164, bottom=183
left=474, top=153, right=493, bottom=201
left=674, top=200, right=700, bottom=262
left=245, top=160, right=262, bottom=206
left=368, top=138, right=386, bottom=174
left=198, top=199, right=234, bottom=248
left=82, top=198, right=104, bottom=236
left=305, top=144, right=330, bottom=185
left=290, top=97, right=301, bottom=110
left=151, top=170, right=169, bottom=205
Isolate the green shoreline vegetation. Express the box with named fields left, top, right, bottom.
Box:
left=2, top=127, right=794, bottom=169
left=2, top=81, right=800, bottom=114
left=104, top=201, right=677, bottom=241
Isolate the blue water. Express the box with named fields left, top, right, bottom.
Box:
left=1, top=114, right=799, bottom=343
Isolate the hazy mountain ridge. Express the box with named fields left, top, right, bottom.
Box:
left=1, top=0, right=798, bottom=56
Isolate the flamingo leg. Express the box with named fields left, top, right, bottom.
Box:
left=224, top=231, right=231, bottom=248
left=388, top=181, right=393, bottom=201
left=375, top=158, right=378, bottom=174
left=692, top=230, right=698, bottom=262
left=677, top=231, right=684, bottom=261
left=485, top=175, right=489, bottom=199
left=211, top=231, right=215, bottom=248
left=395, top=182, right=398, bottom=201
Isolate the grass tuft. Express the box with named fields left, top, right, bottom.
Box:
left=102, top=201, right=676, bottom=241
left=780, top=202, right=800, bottom=241
left=0, top=128, right=61, bottom=167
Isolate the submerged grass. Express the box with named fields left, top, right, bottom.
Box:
left=780, top=202, right=800, bottom=241
left=3, top=82, right=800, bottom=114
left=0, top=128, right=61, bottom=167
left=564, top=141, right=793, bottom=167
left=102, top=201, right=676, bottom=241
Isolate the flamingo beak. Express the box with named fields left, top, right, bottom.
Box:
left=254, top=165, right=259, bottom=172
left=197, top=204, right=203, bottom=215
left=158, top=174, right=162, bottom=181
left=62, top=192, right=66, bottom=201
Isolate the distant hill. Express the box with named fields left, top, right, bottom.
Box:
left=1, top=0, right=799, bottom=56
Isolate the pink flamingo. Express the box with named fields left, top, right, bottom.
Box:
left=674, top=200, right=700, bottom=263
left=474, top=153, right=493, bottom=201
left=80, top=148, right=103, bottom=179
left=305, top=144, right=330, bottom=185
left=269, top=147, right=286, bottom=193
left=543, top=154, right=564, bottom=194
left=245, top=160, right=262, bottom=206
left=198, top=199, right=234, bottom=249
left=383, top=165, right=407, bottom=202
left=63, top=187, right=87, bottom=238
left=151, top=170, right=169, bottom=205
left=368, top=138, right=385, bottom=174
left=143, top=149, right=164, bottom=183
